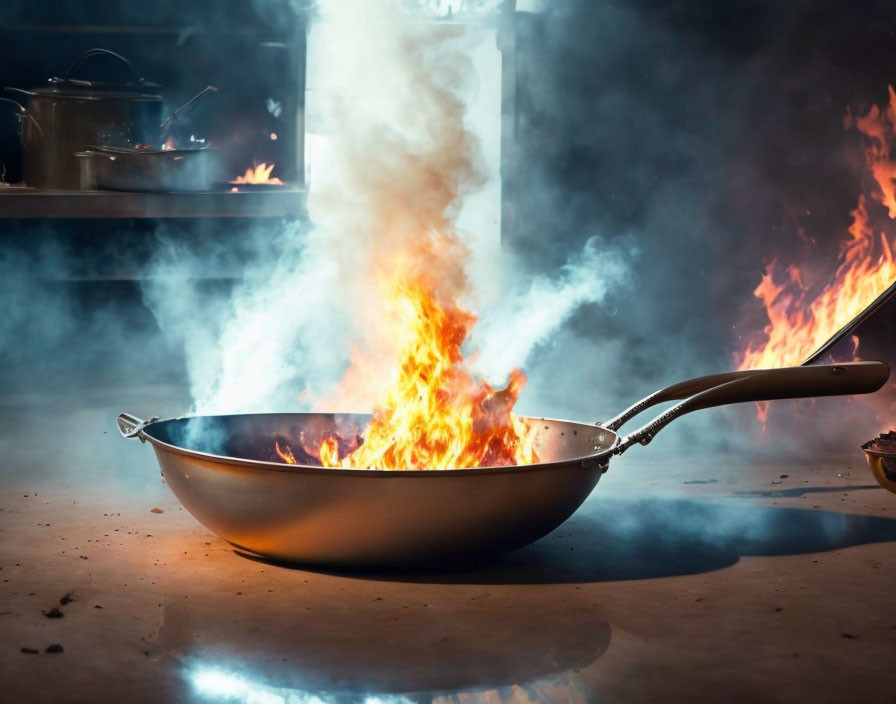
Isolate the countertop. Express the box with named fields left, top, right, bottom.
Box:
left=1, top=383, right=895, bottom=703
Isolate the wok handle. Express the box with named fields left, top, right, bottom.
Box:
left=613, top=361, right=890, bottom=456
left=604, top=279, right=896, bottom=431
left=603, top=368, right=781, bottom=431
left=117, top=413, right=157, bottom=442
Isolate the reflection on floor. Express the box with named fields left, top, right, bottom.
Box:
left=1, top=384, right=895, bottom=702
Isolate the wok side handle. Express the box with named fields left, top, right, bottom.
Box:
left=117, top=413, right=157, bottom=442
left=613, top=361, right=889, bottom=456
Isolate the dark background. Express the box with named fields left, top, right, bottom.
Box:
left=0, top=0, right=893, bottom=443
left=506, top=0, right=896, bottom=414
left=0, top=0, right=307, bottom=184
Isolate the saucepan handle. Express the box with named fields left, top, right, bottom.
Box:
left=160, top=85, right=217, bottom=132
left=612, top=361, right=890, bottom=456
left=117, top=413, right=157, bottom=441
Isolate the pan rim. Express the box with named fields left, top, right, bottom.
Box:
left=138, top=412, right=617, bottom=477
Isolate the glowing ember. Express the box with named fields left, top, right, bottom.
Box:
left=738, top=88, right=896, bottom=373
left=231, top=162, right=285, bottom=185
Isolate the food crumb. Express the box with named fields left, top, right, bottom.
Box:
left=20, top=647, right=39, bottom=654
left=45, top=644, right=64, bottom=654
left=42, top=607, right=64, bottom=619
left=150, top=508, right=164, bottom=514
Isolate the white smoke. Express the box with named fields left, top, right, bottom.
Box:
left=143, top=0, right=633, bottom=418
left=470, top=236, right=633, bottom=384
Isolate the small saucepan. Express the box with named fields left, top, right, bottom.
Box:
left=77, top=145, right=221, bottom=192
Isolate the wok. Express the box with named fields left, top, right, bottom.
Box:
left=118, top=361, right=889, bottom=566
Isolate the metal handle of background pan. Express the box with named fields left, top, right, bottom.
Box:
left=59, top=48, right=146, bottom=85
left=610, top=361, right=890, bottom=456
left=160, top=86, right=217, bottom=133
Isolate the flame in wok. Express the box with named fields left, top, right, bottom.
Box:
left=277, top=235, right=539, bottom=470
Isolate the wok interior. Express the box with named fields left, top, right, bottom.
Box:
left=144, top=413, right=616, bottom=469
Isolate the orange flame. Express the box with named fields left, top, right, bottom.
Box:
left=278, top=247, right=539, bottom=470
left=274, top=440, right=296, bottom=465
left=737, top=88, right=896, bottom=374
left=321, top=279, right=537, bottom=470
left=231, top=162, right=285, bottom=185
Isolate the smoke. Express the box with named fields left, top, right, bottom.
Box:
left=141, top=0, right=632, bottom=429
left=488, top=0, right=896, bottom=452
left=136, top=0, right=896, bottom=461
left=0, top=232, right=184, bottom=397
left=470, top=235, right=634, bottom=384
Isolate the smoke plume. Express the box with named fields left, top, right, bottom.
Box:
left=144, top=0, right=630, bottom=426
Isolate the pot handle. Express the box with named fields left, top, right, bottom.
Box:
left=0, top=94, right=41, bottom=135
left=117, top=413, right=158, bottom=442
left=612, top=361, right=890, bottom=456
left=60, top=48, right=146, bottom=86
left=0, top=95, right=26, bottom=115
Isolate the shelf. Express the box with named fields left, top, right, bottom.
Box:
left=0, top=187, right=306, bottom=219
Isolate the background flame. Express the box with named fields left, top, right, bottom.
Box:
left=231, top=162, right=285, bottom=185
left=737, top=87, right=896, bottom=372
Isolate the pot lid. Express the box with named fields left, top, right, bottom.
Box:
left=32, top=48, right=163, bottom=100
left=30, top=80, right=163, bottom=101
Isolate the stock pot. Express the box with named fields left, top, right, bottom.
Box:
left=2, top=49, right=163, bottom=188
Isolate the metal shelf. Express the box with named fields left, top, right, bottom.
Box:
left=0, top=187, right=306, bottom=219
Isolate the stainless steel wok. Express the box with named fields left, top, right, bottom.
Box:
left=118, top=361, right=889, bottom=566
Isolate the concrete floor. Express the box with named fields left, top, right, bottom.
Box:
left=1, top=383, right=895, bottom=703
